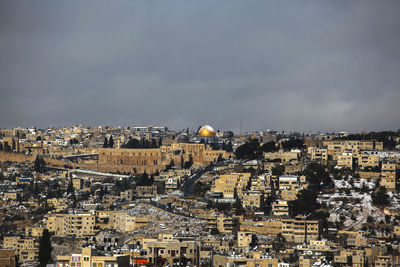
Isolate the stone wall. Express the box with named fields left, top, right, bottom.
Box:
left=0, top=151, right=34, bottom=162
left=358, top=171, right=380, bottom=179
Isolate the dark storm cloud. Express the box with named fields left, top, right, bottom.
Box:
left=1, top=1, right=400, bottom=133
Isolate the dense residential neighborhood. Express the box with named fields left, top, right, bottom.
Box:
left=1, top=125, right=400, bottom=266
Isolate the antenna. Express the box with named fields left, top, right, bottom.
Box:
left=240, top=118, right=243, bottom=136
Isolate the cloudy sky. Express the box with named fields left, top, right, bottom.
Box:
left=1, top=1, right=400, bottom=133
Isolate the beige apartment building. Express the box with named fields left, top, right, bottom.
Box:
left=95, top=211, right=148, bottom=232
left=207, top=214, right=235, bottom=233
left=56, top=247, right=130, bottom=267
left=250, top=174, right=273, bottom=199
left=3, top=235, right=38, bottom=263
left=3, top=192, right=22, bottom=201
left=237, top=231, right=253, bottom=248
left=278, top=175, right=299, bottom=191
left=145, top=239, right=200, bottom=266
left=46, top=213, right=96, bottom=237
left=357, top=153, right=380, bottom=169
left=281, top=216, right=320, bottom=243
left=119, top=189, right=133, bottom=201
left=212, top=173, right=251, bottom=199
left=337, top=153, right=353, bottom=169
left=264, top=150, right=300, bottom=163
left=278, top=175, right=306, bottom=201
left=47, top=198, right=69, bottom=212
left=213, top=252, right=278, bottom=267
left=0, top=249, right=16, bottom=267
left=281, top=190, right=299, bottom=201
left=102, top=195, right=118, bottom=209
left=25, top=226, right=45, bottom=238
left=272, top=200, right=289, bottom=217
left=334, top=249, right=366, bottom=267
left=308, top=147, right=328, bottom=162
left=323, top=140, right=383, bottom=160
left=136, top=185, right=158, bottom=198
left=381, top=162, right=397, bottom=190
left=285, top=163, right=303, bottom=174
left=241, top=191, right=263, bottom=209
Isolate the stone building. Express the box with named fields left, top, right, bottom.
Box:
left=46, top=213, right=96, bottom=237
left=3, top=235, right=38, bottom=263
left=56, top=247, right=129, bottom=267
left=0, top=249, right=16, bottom=267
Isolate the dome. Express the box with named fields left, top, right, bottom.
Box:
left=198, top=125, right=216, bottom=137
left=177, top=133, right=190, bottom=143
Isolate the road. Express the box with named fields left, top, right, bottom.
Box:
left=181, top=165, right=213, bottom=196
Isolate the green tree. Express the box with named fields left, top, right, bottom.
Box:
left=38, top=229, right=52, bottom=267
left=235, top=139, right=262, bottom=160
left=272, top=233, right=286, bottom=251
left=210, top=228, right=219, bottom=235
left=280, top=138, right=304, bottom=150
left=103, top=137, right=108, bottom=148
left=151, top=139, right=157, bottom=148
left=263, top=196, right=273, bottom=215
left=234, top=198, right=245, bottom=215
left=303, top=163, right=333, bottom=190
left=108, top=135, right=114, bottom=148
left=272, top=165, right=285, bottom=176
left=372, top=186, right=389, bottom=205
left=34, top=182, right=39, bottom=196
left=165, top=160, right=174, bottom=171
left=183, top=155, right=193, bottom=169
left=67, top=179, right=74, bottom=193
left=260, top=141, right=278, bottom=152
left=34, top=156, right=46, bottom=173
left=123, top=138, right=140, bottom=148
left=193, top=181, right=210, bottom=197
left=136, top=172, right=153, bottom=186
left=226, top=141, right=233, bottom=152
left=289, top=189, right=319, bottom=216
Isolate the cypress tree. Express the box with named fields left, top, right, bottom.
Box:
left=108, top=136, right=114, bottom=148
left=67, top=179, right=74, bottom=193
left=34, top=156, right=46, bottom=173
left=103, top=137, right=108, bottom=148
left=38, top=229, right=52, bottom=267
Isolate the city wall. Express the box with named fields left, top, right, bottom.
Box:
left=0, top=151, right=164, bottom=175
left=0, top=151, right=35, bottom=162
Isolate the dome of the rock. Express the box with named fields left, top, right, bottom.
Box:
left=198, top=125, right=216, bottom=137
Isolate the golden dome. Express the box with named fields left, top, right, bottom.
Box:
left=198, top=125, right=216, bottom=137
